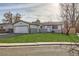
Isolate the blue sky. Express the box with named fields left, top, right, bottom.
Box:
left=0, top=3, right=60, bottom=23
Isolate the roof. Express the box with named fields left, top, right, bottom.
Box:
left=13, top=20, right=31, bottom=25
left=41, top=22, right=63, bottom=26
left=13, top=20, right=40, bottom=26
left=30, top=22, right=40, bottom=26
left=0, top=23, right=13, bottom=26
left=0, top=20, right=64, bottom=26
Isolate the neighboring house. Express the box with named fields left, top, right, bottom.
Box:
left=0, top=23, right=13, bottom=33
left=40, top=22, right=64, bottom=33
left=0, top=20, right=64, bottom=33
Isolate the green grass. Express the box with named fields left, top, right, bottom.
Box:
left=0, top=33, right=79, bottom=43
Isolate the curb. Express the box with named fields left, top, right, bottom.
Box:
left=0, top=42, right=79, bottom=47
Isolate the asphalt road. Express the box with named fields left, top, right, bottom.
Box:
left=0, top=33, right=25, bottom=38
left=0, top=45, right=77, bottom=56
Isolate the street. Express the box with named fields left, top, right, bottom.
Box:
left=0, top=45, right=74, bottom=56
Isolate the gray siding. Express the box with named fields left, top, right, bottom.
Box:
left=30, top=28, right=39, bottom=33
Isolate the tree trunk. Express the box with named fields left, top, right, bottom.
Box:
left=65, top=30, right=69, bottom=35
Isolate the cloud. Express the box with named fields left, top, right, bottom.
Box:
left=21, top=3, right=60, bottom=22
left=0, top=3, right=61, bottom=22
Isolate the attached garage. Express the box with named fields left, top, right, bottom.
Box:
left=13, top=20, right=30, bottom=33
left=14, top=26, right=29, bottom=33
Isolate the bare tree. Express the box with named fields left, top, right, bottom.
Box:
left=60, top=3, right=79, bottom=56
left=3, top=12, right=21, bottom=23
left=4, top=11, right=13, bottom=23
left=13, top=13, right=21, bottom=23
left=60, top=3, right=79, bottom=35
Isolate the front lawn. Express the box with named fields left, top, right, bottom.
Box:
left=0, top=33, right=79, bottom=43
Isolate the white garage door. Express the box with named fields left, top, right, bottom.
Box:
left=14, top=26, right=29, bottom=33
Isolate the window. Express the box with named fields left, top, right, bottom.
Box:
left=52, top=25, right=58, bottom=29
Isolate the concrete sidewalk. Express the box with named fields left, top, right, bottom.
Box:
left=0, top=42, right=79, bottom=47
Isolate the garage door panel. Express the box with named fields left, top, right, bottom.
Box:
left=14, top=26, right=29, bottom=33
